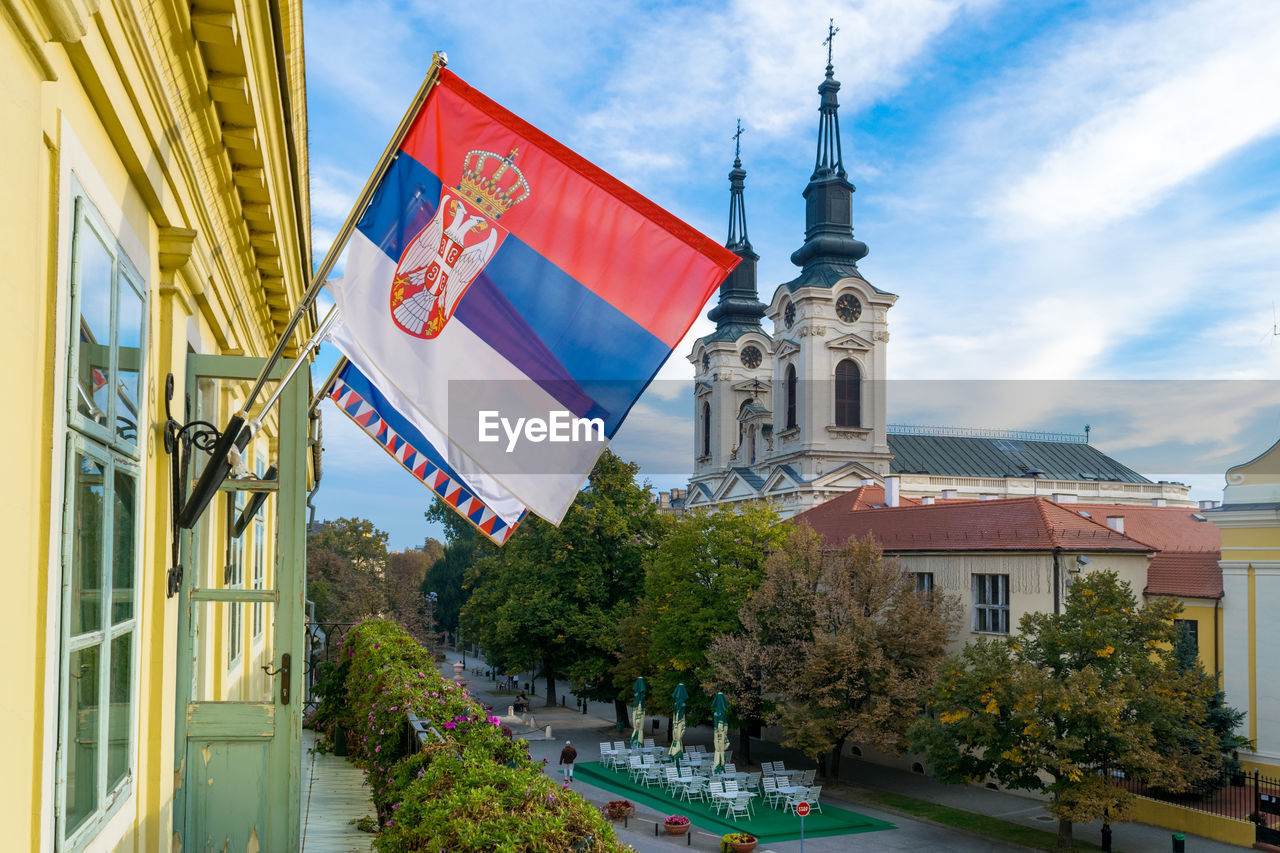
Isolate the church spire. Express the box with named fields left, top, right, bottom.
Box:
left=707, top=120, right=765, bottom=338
left=790, top=19, right=868, bottom=273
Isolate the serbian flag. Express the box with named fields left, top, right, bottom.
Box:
left=323, top=359, right=526, bottom=545
left=328, top=68, right=738, bottom=523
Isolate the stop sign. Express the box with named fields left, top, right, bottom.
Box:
left=796, top=802, right=811, bottom=817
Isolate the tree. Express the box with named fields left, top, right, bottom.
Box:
left=713, top=527, right=959, bottom=778
left=463, top=451, right=665, bottom=709
left=633, top=502, right=788, bottom=760
left=1169, top=622, right=1252, bottom=796
left=912, top=571, right=1226, bottom=850
left=386, top=548, right=440, bottom=644
left=422, top=502, right=487, bottom=639
left=306, top=517, right=391, bottom=623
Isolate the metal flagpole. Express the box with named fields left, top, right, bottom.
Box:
left=310, top=355, right=348, bottom=414
left=241, top=50, right=448, bottom=418
left=176, top=52, right=448, bottom=530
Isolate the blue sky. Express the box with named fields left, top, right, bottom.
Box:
left=303, top=0, right=1280, bottom=550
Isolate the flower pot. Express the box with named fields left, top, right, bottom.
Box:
left=665, top=823, right=690, bottom=836
left=729, top=841, right=757, bottom=853
left=605, top=804, right=634, bottom=821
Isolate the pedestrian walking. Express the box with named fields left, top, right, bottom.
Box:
left=559, top=740, right=577, bottom=782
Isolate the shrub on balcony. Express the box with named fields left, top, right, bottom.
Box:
left=332, top=619, right=625, bottom=851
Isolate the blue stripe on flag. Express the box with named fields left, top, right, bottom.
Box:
left=357, top=153, right=671, bottom=437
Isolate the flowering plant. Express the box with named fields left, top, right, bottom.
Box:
left=604, top=799, right=635, bottom=820
left=722, top=831, right=756, bottom=844
left=664, top=815, right=690, bottom=826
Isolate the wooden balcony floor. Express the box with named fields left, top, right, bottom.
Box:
left=301, top=728, right=376, bottom=852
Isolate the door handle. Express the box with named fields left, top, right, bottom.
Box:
left=261, top=653, right=291, bottom=705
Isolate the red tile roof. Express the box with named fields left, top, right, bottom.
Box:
left=794, top=496, right=1151, bottom=553
left=1070, top=504, right=1221, bottom=599
left=791, top=495, right=1222, bottom=598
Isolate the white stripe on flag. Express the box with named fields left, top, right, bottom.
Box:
left=328, top=229, right=606, bottom=523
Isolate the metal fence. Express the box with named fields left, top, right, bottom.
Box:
left=1112, top=768, right=1280, bottom=842
left=303, top=620, right=358, bottom=712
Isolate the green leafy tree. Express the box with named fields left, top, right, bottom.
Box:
left=721, top=528, right=958, bottom=778
left=463, top=451, right=665, bottom=709
left=307, top=517, right=390, bottom=623
left=422, top=501, right=488, bottom=639
left=912, top=571, right=1226, bottom=850
left=633, top=502, right=788, bottom=759
left=1168, top=622, right=1252, bottom=796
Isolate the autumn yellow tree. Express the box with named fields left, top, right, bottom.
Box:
left=711, top=526, right=959, bottom=778
left=912, top=571, right=1226, bottom=850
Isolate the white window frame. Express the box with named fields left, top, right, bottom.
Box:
left=972, top=574, right=1010, bottom=634
left=54, top=183, right=146, bottom=852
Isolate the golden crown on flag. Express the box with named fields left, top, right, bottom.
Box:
left=458, top=147, right=531, bottom=219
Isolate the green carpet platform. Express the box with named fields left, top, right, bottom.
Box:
left=573, top=762, right=895, bottom=842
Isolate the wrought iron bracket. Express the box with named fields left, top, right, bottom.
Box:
left=162, top=373, right=227, bottom=598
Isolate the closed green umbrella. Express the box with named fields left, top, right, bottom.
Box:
left=669, top=683, right=689, bottom=762
left=630, top=677, right=646, bottom=747
left=712, top=692, right=729, bottom=774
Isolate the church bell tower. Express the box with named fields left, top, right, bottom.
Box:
left=690, top=123, right=773, bottom=487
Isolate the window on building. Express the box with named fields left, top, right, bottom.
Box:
left=835, top=359, right=861, bottom=427
left=252, top=455, right=267, bottom=641
left=226, top=490, right=245, bottom=666
left=57, top=188, right=146, bottom=845
left=973, top=574, right=1010, bottom=634
left=701, top=402, right=711, bottom=457
left=785, top=364, right=797, bottom=430
left=1175, top=619, right=1199, bottom=656
left=915, top=572, right=935, bottom=594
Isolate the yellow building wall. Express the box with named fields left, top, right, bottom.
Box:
left=1127, top=797, right=1255, bottom=848
left=2, top=1, right=310, bottom=849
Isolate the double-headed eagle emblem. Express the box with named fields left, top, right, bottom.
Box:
left=391, top=147, right=531, bottom=339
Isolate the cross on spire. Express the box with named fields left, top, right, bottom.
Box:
left=732, top=118, right=745, bottom=161
left=824, top=17, right=839, bottom=69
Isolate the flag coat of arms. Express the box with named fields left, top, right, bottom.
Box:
left=329, top=68, right=738, bottom=524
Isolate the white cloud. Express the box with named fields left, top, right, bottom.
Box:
left=976, top=0, right=1280, bottom=234
left=573, top=0, right=993, bottom=184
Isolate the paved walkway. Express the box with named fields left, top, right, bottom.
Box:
left=300, top=728, right=376, bottom=853
left=446, top=651, right=1246, bottom=853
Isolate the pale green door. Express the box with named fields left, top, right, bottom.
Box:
left=173, top=354, right=307, bottom=852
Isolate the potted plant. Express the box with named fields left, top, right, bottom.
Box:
left=721, top=831, right=757, bottom=853
left=604, top=799, right=635, bottom=821
left=664, top=815, right=691, bottom=836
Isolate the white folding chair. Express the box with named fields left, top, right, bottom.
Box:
left=762, top=777, right=780, bottom=808
left=805, top=784, right=823, bottom=814
left=627, top=755, right=644, bottom=782
left=707, top=779, right=726, bottom=813
left=783, top=786, right=809, bottom=815
left=643, top=738, right=656, bottom=749
left=726, top=792, right=753, bottom=822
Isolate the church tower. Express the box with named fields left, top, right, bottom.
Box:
left=690, top=126, right=773, bottom=491
left=764, top=30, right=895, bottom=488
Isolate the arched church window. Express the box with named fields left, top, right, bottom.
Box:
left=785, top=364, right=797, bottom=430
left=701, top=401, right=711, bottom=457
left=835, top=359, right=861, bottom=427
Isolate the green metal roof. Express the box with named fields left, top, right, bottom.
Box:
left=887, top=433, right=1151, bottom=484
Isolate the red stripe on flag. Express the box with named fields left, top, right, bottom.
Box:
left=401, top=71, right=739, bottom=349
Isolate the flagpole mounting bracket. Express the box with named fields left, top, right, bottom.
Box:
left=162, top=372, right=229, bottom=597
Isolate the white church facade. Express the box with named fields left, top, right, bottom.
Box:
left=684, top=56, right=1192, bottom=518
